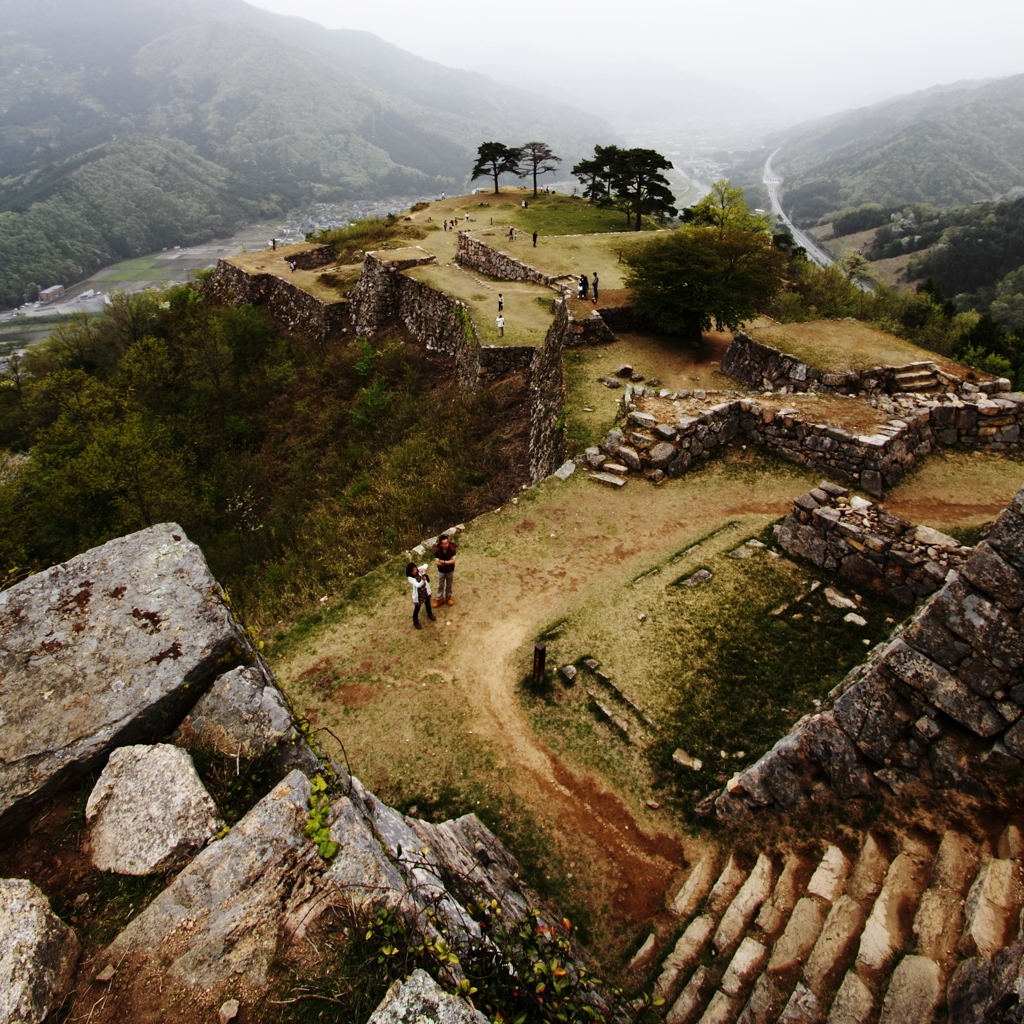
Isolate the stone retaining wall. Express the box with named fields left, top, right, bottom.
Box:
left=350, top=253, right=567, bottom=480
left=722, top=330, right=1012, bottom=396
left=587, top=389, right=1024, bottom=497
left=778, top=487, right=969, bottom=605
left=708, top=484, right=1024, bottom=822
left=455, top=231, right=563, bottom=287
left=204, top=259, right=350, bottom=342
left=564, top=309, right=618, bottom=347
left=290, top=244, right=338, bottom=271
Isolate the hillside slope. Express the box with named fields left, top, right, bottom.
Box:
left=770, top=75, right=1024, bottom=223
left=0, top=0, right=611, bottom=305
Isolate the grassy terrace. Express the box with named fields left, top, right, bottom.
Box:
left=227, top=242, right=359, bottom=302
left=751, top=319, right=984, bottom=377
left=405, top=264, right=557, bottom=347
left=463, top=227, right=654, bottom=290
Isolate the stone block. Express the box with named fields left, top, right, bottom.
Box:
left=665, top=965, right=712, bottom=1024
left=825, top=970, right=874, bottom=1024
left=721, top=937, right=768, bottom=997
left=960, top=542, right=1024, bottom=610
left=86, top=744, right=223, bottom=875
left=807, top=846, right=852, bottom=903
left=802, top=895, right=868, bottom=997
left=618, top=446, right=642, bottom=470
left=756, top=853, right=814, bottom=937
left=935, top=579, right=1024, bottom=670
left=0, top=524, right=249, bottom=831
left=649, top=441, right=678, bottom=469
left=857, top=852, right=931, bottom=972
left=768, top=898, right=827, bottom=976
left=714, top=853, right=775, bottom=953
left=707, top=854, right=749, bottom=915
left=669, top=853, right=719, bottom=918
left=367, top=969, right=488, bottom=1024
left=776, top=983, right=823, bottom=1024
left=0, top=879, right=80, bottom=1024
left=877, top=955, right=942, bottom=1024
left=958, top=859, right=1024, bottom=959
left=653, top=915, right=715, bottom=1004
left=847, top=833, right=890, bottom=902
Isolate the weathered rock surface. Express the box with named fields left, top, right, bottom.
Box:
left=0, top=524, right=249, bottom=831
left=0, top=879, right=80, bottom=1024
left=86, top=744, right=224, bottom=875
left=367, top=969, right=488, bottom=1024
left=173, top=665, right=295, bottom=758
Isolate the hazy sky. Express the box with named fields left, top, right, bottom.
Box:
left=246, top=0, right=1022, bottom=118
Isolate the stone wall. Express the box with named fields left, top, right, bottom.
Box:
left=290, top=244, right=339, bottom=271
left=564, top=308, right=618, bottom=347
left=587, top=389, right=1024, bottom=497
left=350, top=253, right=567, bottom=481
left=722, top=330, right=1012, bottom=396
left=709, top=484, right=1024, bottom=822
left=204, top=259, right=350, bottom=342
left=778, top=486, right=969, bottom=605
left=455, top=231, right=564, bottom=287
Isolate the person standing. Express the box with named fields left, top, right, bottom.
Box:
left=406, top=563, right=435, bottom=629
left=497, top=293, right=504, bottom=312
left=496, top=313, right=505, bottom=337
left=592, top=272, right=599, bottom=303
left=508, top=226, right=515, bottom=242
left=532, top=231, right=538, bottom=247
left=433, top=535, right=457, bottom=606
left=580, top=273, right=588, bottom=300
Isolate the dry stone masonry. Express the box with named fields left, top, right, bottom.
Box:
left=722, top=330, right=1012, bottom=397
left=706, top=482, right=1024, bottom=824
left=778, top=485, right=969, bottom=605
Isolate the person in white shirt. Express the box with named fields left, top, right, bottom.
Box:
left=406, top=563, right=435, bottom=629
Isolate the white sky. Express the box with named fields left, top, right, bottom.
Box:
left=247, top=0, right=1023, bottom=118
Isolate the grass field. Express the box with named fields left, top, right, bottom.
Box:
left=97, top=253, right=176, bottom=282
left=228, top=243, right=355, bottom=302
left=752, top=319, right=982, bottom=375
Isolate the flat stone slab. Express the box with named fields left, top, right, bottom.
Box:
left=0, top=879, right=80, bottom=1024
left=86, top=744, right=223, bottom=875
left=0, top=524, right=248, bottom=831
left=367, top=969, right=488, bottom=1024
left=588, top=471, right=627, bottom=488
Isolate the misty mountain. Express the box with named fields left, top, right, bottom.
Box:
left=0, top=0, right=612, bottom=304
left=766, top=75, right=1024, bottom=224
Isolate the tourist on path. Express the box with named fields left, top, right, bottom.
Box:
left=498, top=293, right=503, bottom=312
left=592, top=272, right=599, bottom=303
left=532, top=231, right=538, bottom=247
left=508, top=227, right=515, bottom=242
left=407, top=563, right=435, bottom=629
left=433, top=535, right=457, bottom=606
left=496, top=313, right=505, bottom=337
left=579, top=273, right=588, bottom=300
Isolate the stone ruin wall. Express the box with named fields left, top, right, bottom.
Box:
left=778, top=486, right=970, bottom=605
left=350, top=252, right=567, bottom=481
left=708, top=483, right=1024, bottom=823
left=722, top=330, right=1012, bottom=397
left=589, top=384, right=1024, bottom=497
left=204, top=255, right=350, bottom=343
left=455, top=230, right=564, bottom=287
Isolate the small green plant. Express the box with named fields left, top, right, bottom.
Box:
left=304, top=775, right=339, bottom=860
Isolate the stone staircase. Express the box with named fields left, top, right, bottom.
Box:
left=633, top=824, right=1024, bottom=1024
left=892, top=363, right=942, bottom=393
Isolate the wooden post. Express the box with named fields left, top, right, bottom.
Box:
left=532, top=643, right=546, bottom=688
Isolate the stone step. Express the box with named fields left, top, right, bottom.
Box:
left=755, top=853, right=814, bottom=940
left=653, top=915, right=716, bottom=1005
left=714, top=854, right=776, bottom=953
left=802, top=895, right=869, bottom=998
left=877, top=954, right=942, bottom=1024
left=806, top=845, right=852, bottom=903
left=894, top=370, right=938, bottom=386
left=667, top=965, right=714, bottom=1024
left=768, top=897, right=828, bottom=979
left=707, top=854, right=751, bottom=916
left=855, top=847, right=932, bottom=973
left=670, top=852, right=721, bottom=918
left=588, top=471, right=627, bottom=488
left=824, top=969, right=875, bottom=1023
left=737, top=974, right=786, bottom=1024
left=957, top=857, right=1024, bottom=959
left=912, top=831, right=979, bottom=967
left=846, top=833, right=890, bottom=903
left=696, top=990, right=744, bottom=1024
left=720, top=937, right=769, bottom=999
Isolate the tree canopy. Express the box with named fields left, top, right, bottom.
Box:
left=571, top=145, right=620, bottom=203
left=689, top=180, right=770, bottom=237
left=471, top=142, right=522, bottom=194
left=622, top=228, right=788, bottom=339
left=517, top=142, right=561, bottom=197
left=607, top=149, right=677, bottom=230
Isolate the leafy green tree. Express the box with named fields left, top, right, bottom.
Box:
left=607, top=148, right=677, bottom=230
left=571, top=145, right=620, bottom=203
left=517, top=142, right=561, bottom=197
left=689, top=180, right=769, bottom=238
left=622, top=228, right=788, bottom=339
left=992, top=265, right=1024, bottom=334
left=471, top=142, right=522, bottom=194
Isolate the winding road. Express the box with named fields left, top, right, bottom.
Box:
left=763, top=147, right=836, bottom=269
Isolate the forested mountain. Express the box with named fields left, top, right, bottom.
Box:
left=0, top=0, right=611, bottom=306
left=768, top=75, right=1024, bottom=224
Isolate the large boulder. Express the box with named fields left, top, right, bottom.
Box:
left=367, top=969, right=488, bottom=1024
left=173, top=665, right=296, bottom=758
left=0, top=879, right=80, bottom=1024
left=86, top=744, right=224, bottom=875
left=0, top=524, right=250, bottom=832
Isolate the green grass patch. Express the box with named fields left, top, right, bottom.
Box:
left=97, top=253, right=176, bottom=281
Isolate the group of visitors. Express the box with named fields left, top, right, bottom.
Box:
left=406, top=535, right=457, bottom=629
left=578, top=273, right=599, bottom=303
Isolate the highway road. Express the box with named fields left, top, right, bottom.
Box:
left=763, top=148, right=836, bottom=269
